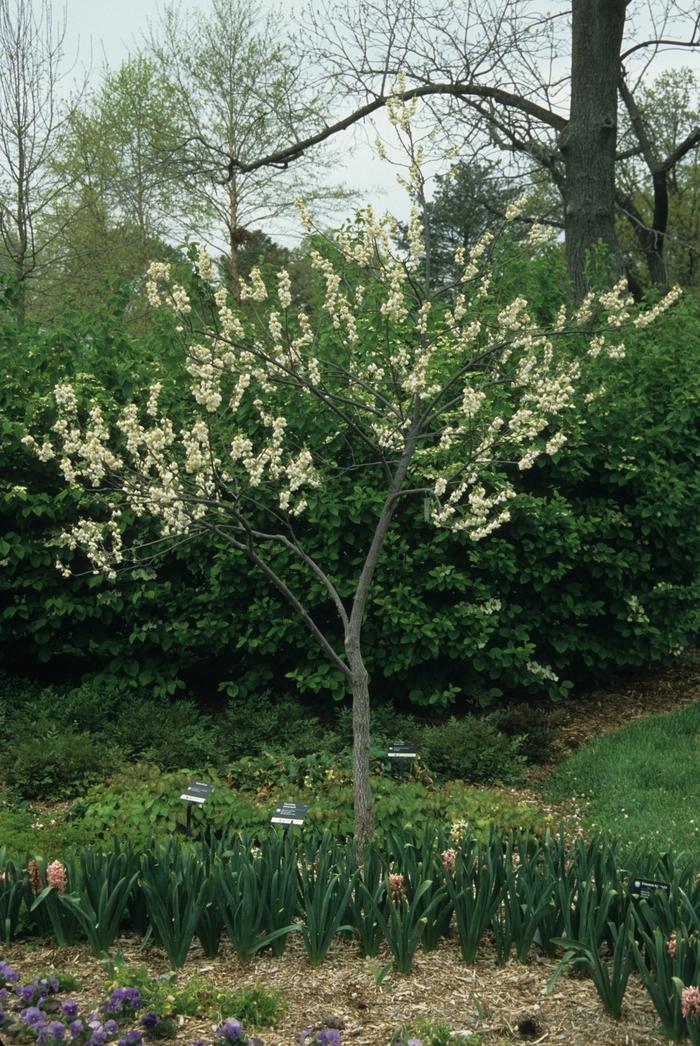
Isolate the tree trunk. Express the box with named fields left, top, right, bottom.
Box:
left=563, top=0, right=627, bottom=300
left=348, top=650, right=373, bottom=859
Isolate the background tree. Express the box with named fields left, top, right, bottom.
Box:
left=616, top=68, right=700, bottom=291
left=0, top=0, right=77, bottom=319
left=408, top=159, right=522, bottom=287
left=39, top=56, right=198, bottom=313
left=148, top=0, right=346, bottom=300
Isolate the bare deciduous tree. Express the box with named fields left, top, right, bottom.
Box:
left=0, top=0, right=77, bottom=318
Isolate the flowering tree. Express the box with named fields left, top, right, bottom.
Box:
left=22, top=101, right=681, bottom=851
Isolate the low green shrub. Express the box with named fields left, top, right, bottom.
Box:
left=69, top=767, right=266, bottom=843
left=103, top=697, right=219, bottom=770
left=1, top=726, right=120, bottom=799
left=442, top=782, right=550, bottom=838
left=420, top=715, right=525, bottom=784
left=491, top=704, right=562, bottom=764
left=219, top=690, right=326, bottom=759
left=0, top=802, right=89, bottom=860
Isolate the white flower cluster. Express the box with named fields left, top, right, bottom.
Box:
left=310, top=250, right=358, bottom=342
left=633, top=284, right=682, bottom=327
left=239, top=267, right=268, bottom=302
left=198, top=247, right=214, bottom=281
left=599, top=279, right=634, bottom=327
left=56, top=516, right=124, bottom=580
left=525, top=660, right=559, bottom=684
left=386, top=72, right=418, bottom=132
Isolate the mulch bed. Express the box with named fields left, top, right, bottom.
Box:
left=541, top=649, right=700, bottom=760
left=3, top=932, right=671, bottom=1045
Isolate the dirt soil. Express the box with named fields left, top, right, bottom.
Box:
left=5, top=653, right=700, bottom=1046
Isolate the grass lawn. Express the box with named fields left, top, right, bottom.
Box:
left=540, top=698, right=700, bottom=853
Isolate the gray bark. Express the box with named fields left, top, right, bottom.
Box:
left=562, top=0, right=627, bottom=298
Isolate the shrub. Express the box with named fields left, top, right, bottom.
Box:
left=491, top=704, right=562, bottom=764
left=419, top=715, right=525, bottom=784
left=103, top=696, right=219, bottom=770
left=219, top=690, right=325, bottom=759
left=69, top=767, right=265, bottom=843
left=1, top=726, right=120, bottom=799
left=0, top=801, right=89, bottom=860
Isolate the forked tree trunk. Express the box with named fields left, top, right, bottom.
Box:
left=563, top=0, right=627, bottom=299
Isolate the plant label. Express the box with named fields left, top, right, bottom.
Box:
left=388, top=744, right=417, bottom=759
left=271, top=801, right=308, bottom=826
left=630, top=877, right=671, bottom=901
left=180, top=780, right=214, bottom=804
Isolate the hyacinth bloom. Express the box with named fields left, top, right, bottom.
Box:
left=682, top=986, right=700, bottom=1021
left=46, top=861, right=68, bottom=893
left=441, top=849, right=457, bottom=874
left=388, top=872, right=407, bottom=902
left=668, top=932, right=677, bottom=960
left=27, top=860, right=42, bottom=895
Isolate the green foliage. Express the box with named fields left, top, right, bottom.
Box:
left=219, top=690, right=326, bottom=759
left=391, top=1019, right=482, bottom=1046
left=105, top=958, right=283, bottom=1028
left=549, top=908, right=635, bottom=1020
left=420, top=716, right=525, bottom=785
left=0, top=803, right=88, bottom=862
left=68, top=767, right=264, bottom=845
left=1, top=726, right=120, bottom=800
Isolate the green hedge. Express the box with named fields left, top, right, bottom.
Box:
left=2, top=272, right=699, bottom=707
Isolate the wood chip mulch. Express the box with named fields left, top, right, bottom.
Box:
left=3, top=932, right=672, bottom=1046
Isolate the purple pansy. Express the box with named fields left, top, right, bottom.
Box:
left=0, top=962, right=20, bottom=985
left=139, top=1014, right=159, bottom=1032
left=17, top=983, right=40, bottom=1005
left=216, top=1019, right=244, bottom=1042
left=21, top=1005, right=49, bottom=1027
left=107, top=989, right=143, bottom=1015
left=299, top=1031, right=341, bottom=1046
left=37, top=1020, right=67, bottom=1044
left=62, top=1002, right=80, bottom=1019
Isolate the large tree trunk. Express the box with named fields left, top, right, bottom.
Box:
left=562, top=0, right=627, bottom=300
